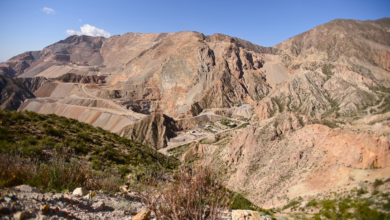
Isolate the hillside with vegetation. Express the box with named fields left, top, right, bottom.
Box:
left=0, top=110, right=179, bottom=192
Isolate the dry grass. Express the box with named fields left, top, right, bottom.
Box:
left=139, top=165, right=230, bottom=220
left=0, top=149, right=121, bottom=193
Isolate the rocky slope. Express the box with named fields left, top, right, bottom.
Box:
left=165, top=18, right=390, bottom=211
left=253, top=18, right=390, bottom=121
left=5, top=30, right=283, bottom=149
left=3, top=32, right=280, bottom=118
left=0, top=36, right=105, bottom=78
left=0, top=76, right=47, bottom=110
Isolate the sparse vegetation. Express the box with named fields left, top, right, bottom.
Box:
left=311, top=118, right=338, bottom=128
left=322, top=64, right=334, bottom=80
left=220, top=119, right=237, bottom=128
left=139, top=165, right=231, bottom=220
left=373, top=179, right=384, bottom=188
left=0, top=150, right=120, bottom=193
left=167, top=142, right=194, bottom=158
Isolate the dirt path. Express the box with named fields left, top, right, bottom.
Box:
left=158, top=118, right=248, bottom=155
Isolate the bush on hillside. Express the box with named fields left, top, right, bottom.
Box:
left=139, top=165, right=231, bottom=220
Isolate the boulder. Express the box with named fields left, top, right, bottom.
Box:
left=72, top=187, right=87, bottom=196
left=92, top=201, right=105, bottom=211
left=13, top=211, right=32, bottom=220
left=232, top=210, right=261, bottom=220
left=133, top=210, right=151, bottom=220
left=41, top=204, right=50, bottom=214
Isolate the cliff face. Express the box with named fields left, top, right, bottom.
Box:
left=96, top=31, right=275, bottom=117
left=120, top=113, right=179, bottom=150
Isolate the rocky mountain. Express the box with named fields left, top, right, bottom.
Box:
left=0, top=36, right=105, bottom=78
left=171, top=18, right=390, bottom=211
left=1, top=17, right=390, bottom=214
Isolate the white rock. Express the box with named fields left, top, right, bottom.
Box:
left=72, top=187, right=87, bottom=196
left=14, top=185, right=42, bottom=193
left=92, top=201, right=105, bottom=211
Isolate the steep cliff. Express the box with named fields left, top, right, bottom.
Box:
left=120, top=113, right=179, bottom=150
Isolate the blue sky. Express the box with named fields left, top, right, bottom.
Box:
left=0, top=0, right=389, bottom=62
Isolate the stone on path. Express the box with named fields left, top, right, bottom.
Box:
left=133, top=209, right=151, bottom=220
left=92, top=201, right=105, bottom=211
left=41, top=204, right=50, bottom=214
left=232, top=210, right=263, bottom=220
left=72, top=187, right=87, bottom=196
left=13, top=211, right=32, bottom=220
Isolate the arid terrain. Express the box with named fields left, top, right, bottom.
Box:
left=1, top=18, right=390, bottom=219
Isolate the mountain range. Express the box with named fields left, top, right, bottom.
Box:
left=1, top=18, right=390, bottom=211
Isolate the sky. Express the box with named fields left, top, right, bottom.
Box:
left=0, top=0, right=389, bottom=62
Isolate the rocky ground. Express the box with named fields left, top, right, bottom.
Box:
left=0, top=185, right=279, bottom=220
left=0, top=185, right=145, bottom=220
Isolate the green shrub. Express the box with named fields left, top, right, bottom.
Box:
left=230, top=192, right=256, bottom=210
left=76, top=132, right=92, bottom=142
left=306, top=199, right=318, bottom=208
left=373, top=179, right=384, bottom=188
left=357, top=188, right=368, bottom=196
left=44, top=126, right=62, bottom=137
left=283, top=200, right=300, bottom=210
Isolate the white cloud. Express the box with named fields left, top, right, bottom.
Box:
left=66, top=24, right=110, bottom=38
left=42, top=7, right=55, bottom=14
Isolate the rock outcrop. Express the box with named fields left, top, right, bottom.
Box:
left=120, top=113, right=178, bottom=149
left=56, top=73, right=106, bottom=84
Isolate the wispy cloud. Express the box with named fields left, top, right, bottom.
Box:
left=79, top=19, right=82, bottom=22
left=66, top=24, right=111, bottom=38
left=42, top=7, right=55, bottom=14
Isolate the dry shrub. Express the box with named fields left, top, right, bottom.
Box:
left=0, top=150, right=120, bottom=192
left=139, top=165, right=230, bottom=220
